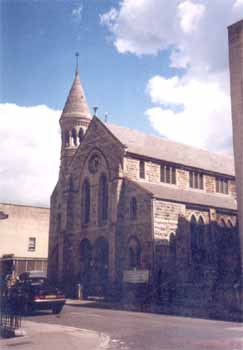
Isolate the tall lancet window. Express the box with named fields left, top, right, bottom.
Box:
left=99, top=174, right=108, bottom=223
left=82, top=179, right=90, bottom=224
left=78, top=128, right=84, bottom=143
left=64, top=131, right=70, bottom=147
left=72, top=128, right=77, bottom=146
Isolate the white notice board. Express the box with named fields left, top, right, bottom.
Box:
left=123, top=270, right=149, bottom=283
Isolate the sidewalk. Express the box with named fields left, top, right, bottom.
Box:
left=0, top=320, right=110, bottom=350
left=65, top=298, right=243, bottom=322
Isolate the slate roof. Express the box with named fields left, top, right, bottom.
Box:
left=60, top=72, right=91, bottom=120
left=106, top=123, right=235, bottom=176
left=133, top=181, right=237, bottom=211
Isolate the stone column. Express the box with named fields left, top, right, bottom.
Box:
left=228, top=20, right=243, bottom=275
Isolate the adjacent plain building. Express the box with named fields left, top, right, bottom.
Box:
left=48, top=64, right=241, bottom=317
left=0, top=203, right=50, bottom=277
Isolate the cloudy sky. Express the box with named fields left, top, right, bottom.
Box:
left=1, top=0, right=243, bottom=207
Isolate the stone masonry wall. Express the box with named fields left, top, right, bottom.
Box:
left=124, top=155, right=236, bottom=200
left=153, top=200, right=185, bottom=241
left=177, top=169, right=189, bottom=190
left=66, top=119, right=125, bottom=283
left=116, top=179, right=153, bottom=272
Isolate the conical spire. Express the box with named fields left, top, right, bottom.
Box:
left=60, top=68, right=91, bottom=120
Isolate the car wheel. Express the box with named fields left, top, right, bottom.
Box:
left=52, top=305, right=63, bottom=314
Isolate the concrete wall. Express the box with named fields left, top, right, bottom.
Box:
left=228, top=20, right=243, bottom=273
left=0, top=203, right=49, bottom=259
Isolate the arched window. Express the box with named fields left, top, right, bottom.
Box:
left=169, top=233, right=176, bottom=256
left=67, top=187, right=73, bottom=228
left=139, top=160, right=145, bottom=179
left=219, top=218, right=226, bottom=228
left=190, top=215, right=205, bottom=280
left=198, top=216, right=205, bottom=249
left=99, top=174, right=108, bottom=223
left=130, top=197, right=137, bottom=219
left=190, top=215, right=197, bottom=257
left=227, top=219, right=233, bottom=229
left=80, top=239, right=92, bottom=269
left=128, top=236, right=141, bottom=269
left=82, top=179, right=90, bottom=224
left=78, top=128, right=84, bottom=143
left=72, top=128, right=77, bottom=146
left=64, top=130, right=70, bottom=147
left=69, top=175, right=74, bottom=191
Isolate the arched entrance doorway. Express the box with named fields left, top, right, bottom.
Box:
left=93, top=237, right=109, bottom=297
left=80, top=239, right=92, bottom=298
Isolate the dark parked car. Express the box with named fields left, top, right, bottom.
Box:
left=16, top=270, right=66, bottom=314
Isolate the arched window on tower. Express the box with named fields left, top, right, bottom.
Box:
left=64, top=130, right=70, bottom=147
left=81, top=179, right=90, bottom=224
left=98, top=174, right=108, bottom=223
left=130, top=197, right=137, bottom=220
left=78, top=128, right=84, bottom=143
left=72, top=128, right=77, bottom=146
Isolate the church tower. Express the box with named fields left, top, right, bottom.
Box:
left=59, top=54, right=92, bottom=176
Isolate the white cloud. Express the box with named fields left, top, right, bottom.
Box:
left=233, top=0, right=243, bottom=10
left=177, top=1, right=205, bottom=34
left=100, top=0, right=243, bottom=154
left=0, top=104, right=61, bottom=207
left=146, top=72, right=232, bottom=153
left=100, top=0, right=239, bottom=69
left=100, top=1, right=178, bottom=55
left=72, top=5, right=83, bottom=20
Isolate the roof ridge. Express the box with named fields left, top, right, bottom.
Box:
left=106, top=122, right=235, bottom=176
left=106, top=122, right=233, bottom=160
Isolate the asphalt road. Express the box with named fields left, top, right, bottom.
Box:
left=26, top=304, right=243, bottom=350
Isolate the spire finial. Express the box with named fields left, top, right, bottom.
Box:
left=93, top=106, right=98, bottom=116
left=75, top=52, right=79, bottom=75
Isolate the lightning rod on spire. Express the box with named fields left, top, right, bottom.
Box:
left=75, top=52, right=79, bottom=75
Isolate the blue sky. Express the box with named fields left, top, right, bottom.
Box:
left=1, top=0, right=243, bottom=206
left=1, top=0, right=176, bottom=134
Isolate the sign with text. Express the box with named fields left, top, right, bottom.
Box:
left=123, top=270, right=149, bottom=284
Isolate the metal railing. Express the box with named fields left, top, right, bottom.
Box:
left=0, top=287, right=22, bottom=338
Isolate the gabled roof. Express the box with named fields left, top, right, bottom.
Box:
left=106, top=123, right=235, bottom=176
left=132, top=181, right=237, bottom=211
left=60, top=72, right=91, bottom=120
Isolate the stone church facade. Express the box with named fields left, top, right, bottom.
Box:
left=48, top=66, right=241, bottom=317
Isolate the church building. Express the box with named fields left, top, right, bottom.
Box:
left=48, top=63, right=241, bottom=316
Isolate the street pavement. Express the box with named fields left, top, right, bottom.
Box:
left=2, top=301, right=243, bottom=350
left=0, top=319, right=109, bottom=350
